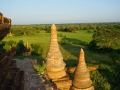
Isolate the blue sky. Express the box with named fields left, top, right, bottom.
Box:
left=0, top=0, right=120, bottom=24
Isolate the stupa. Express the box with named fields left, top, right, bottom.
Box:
left=22, top=42, right=31, bottom=56
left=46, top=24, right=67, bottom=79
left=72, top=48, right=94, bottom=90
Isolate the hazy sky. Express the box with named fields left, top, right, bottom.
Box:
left=0, top=0, right=120, bottom=25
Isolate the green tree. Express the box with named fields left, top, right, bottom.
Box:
left=90, top=29, right=120, bottom=49
left=7, top=40, right=16, bottom=46
left=31, top=43, right=43, bottom=55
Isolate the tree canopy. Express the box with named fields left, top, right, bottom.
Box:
left=89, top=29, right=120, bottom=49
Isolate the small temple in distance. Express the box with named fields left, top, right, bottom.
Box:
left=22, top=42, right=31, bottom=56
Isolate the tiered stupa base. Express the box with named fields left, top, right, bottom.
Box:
left=47, top=69, right=67, bottom=79
left=72, top=85, right=94, bottom=90
left=52, top=75, right=72, bottom=90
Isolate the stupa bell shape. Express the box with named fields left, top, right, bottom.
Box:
left=46, top=24, right=66, bottom=79
left=72, top=49, right=94, bottom=90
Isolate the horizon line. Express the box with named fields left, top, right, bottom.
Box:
left=12, top=21, right=120, bottom=25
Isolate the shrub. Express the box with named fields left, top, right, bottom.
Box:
left=3, top=40, right=16, bottom=51
left=57, top=33, right=63, bottom=37
left=34, top=64, right=46, bottom=74
left=6, top=40, right=16, bottom=46
left=90, top=70, right=111, bottom=90
left=3, top=44, right=10, bottom=51
left=16, top=40, right=25, bottom=55
left=31, top=43, right=43, bottom=56
left=109, top=51, right=119, bottom=61
left=46, top=28, right=51, bottom=33
left=88, top=40, right=97, bottom=50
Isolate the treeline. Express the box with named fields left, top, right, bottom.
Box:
left=10, top=23, right=120, bottom=35
left=9, top=23, right=120, bottom=51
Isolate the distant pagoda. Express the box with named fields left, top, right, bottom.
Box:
left=22, top=42, right=31, bottom=56
left=46, top=24, right=66, bottom=79
left=72, top=48, right=94, bottom=90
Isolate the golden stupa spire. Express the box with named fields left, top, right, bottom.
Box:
left=46, top=24, right=66, bottom=79
left=72, top=48, right=94, bottom=90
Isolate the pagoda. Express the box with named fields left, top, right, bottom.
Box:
left=72, top=49, right=94, bottom=90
